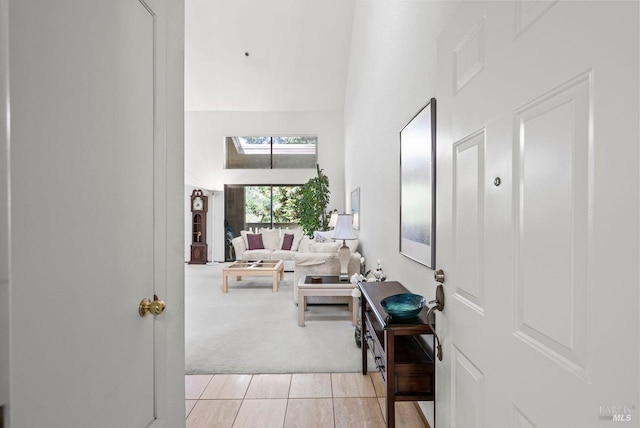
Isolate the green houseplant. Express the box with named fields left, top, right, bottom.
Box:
left=294, top=164, right=330, bottom=236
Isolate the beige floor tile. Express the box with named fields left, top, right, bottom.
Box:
left=378, top=399, right=428, bottom=428
left=369, top=371, right=386, bottom=397
left=186, top=399, right=242, bottom=428
left=232, top=399, right=288, bottom=428
left=185, top=375, right=213, bottom=399
left=185, top=400, right=198, bottom=418
left=284, top=398, right=334, bottom=428
left=396, top=402, right=429, bottom=428
left=333, top=397, right=385, bottom=428
left=378, top=397, right=385, bottom=419
left=201, top=374, right=252, bottom=399
left=245, top=374, right=291, bottom=399
left=331, top=373, right=376, bottom=397
left=289, top=373, right=332, bottom=398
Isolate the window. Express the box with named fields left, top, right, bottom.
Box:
left=225, top=184, right=300, bottom=251
left=225, top=136, right=317, bottom=169
left=244, top=186, right=299, bottom=228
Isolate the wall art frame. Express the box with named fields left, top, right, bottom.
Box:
left=399, top=98, right=436, bottom=269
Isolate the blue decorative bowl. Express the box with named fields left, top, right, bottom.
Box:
left=380, top=293, right=426, bottom=319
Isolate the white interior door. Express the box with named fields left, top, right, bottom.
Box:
left=8, top=0, right=184, bottom=427
left=435, top=1, right=638, bottom=427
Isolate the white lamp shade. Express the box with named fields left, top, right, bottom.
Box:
left=332, top=214, right=357, bottom=240
left=328, top=212, right=338, bottom=228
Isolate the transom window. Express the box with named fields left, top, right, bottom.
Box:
left=225, top=136, right=317, bottom=169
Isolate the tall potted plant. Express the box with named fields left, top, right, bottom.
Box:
left=294, top=164, right=330, bottom=236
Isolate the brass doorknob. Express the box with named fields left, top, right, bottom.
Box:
left=139, top=295, right=165, bottom=317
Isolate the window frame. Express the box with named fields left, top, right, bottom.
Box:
left=224, top=184, right=303, bottom=234
left=224, top=135, right=318, bottom=170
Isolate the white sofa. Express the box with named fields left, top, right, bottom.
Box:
left=231, top=228, right=307, bottom=271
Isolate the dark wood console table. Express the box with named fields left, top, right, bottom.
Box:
left=360, top=281, right=435, bottom=428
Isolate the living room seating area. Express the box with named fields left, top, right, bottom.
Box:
left=231, top=228, right=362, bottom=304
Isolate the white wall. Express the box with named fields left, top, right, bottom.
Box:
left=344, top=0, right=457, bottom=293
left=343, top=2, right=458, bottom=423
left=185, top=110, right=346, bottom=259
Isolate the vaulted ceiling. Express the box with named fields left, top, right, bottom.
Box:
left=185, top=0, right=355, bottom=112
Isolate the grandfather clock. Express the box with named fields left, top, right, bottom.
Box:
left=189, top=189, right=208, bottom=264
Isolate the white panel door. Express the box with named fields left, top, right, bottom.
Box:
left=8, top=0, right=184, bottom=427
left=435, top=2, right=638, bottom=427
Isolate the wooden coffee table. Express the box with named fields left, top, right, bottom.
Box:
left=222, top=260, right=284, bottom=293
left=297, top=275, right=359, bottom=327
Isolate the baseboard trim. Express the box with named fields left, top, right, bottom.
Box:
left=414, top=402, right=432, bottom=428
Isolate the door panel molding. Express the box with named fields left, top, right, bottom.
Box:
left=453, top=15, right=486, bottom=94
left=513, top=71, right=592, bottom=379
left=515, top=0, right=559, bottom=38
left=451, top=346, right=484, bottom=428
left=452, top=128, right=486, bottom=314
left=513, top=403, right=537, bottom=428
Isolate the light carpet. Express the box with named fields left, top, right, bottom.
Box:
left=185, top=263, right=372, bottom=374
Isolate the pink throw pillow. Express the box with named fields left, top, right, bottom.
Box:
left=247, top=233, right=264, bottom=250
left=281, top=233, right=294, bottom=250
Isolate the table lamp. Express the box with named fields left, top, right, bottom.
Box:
left=332, top=213, right=357, bottom=281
